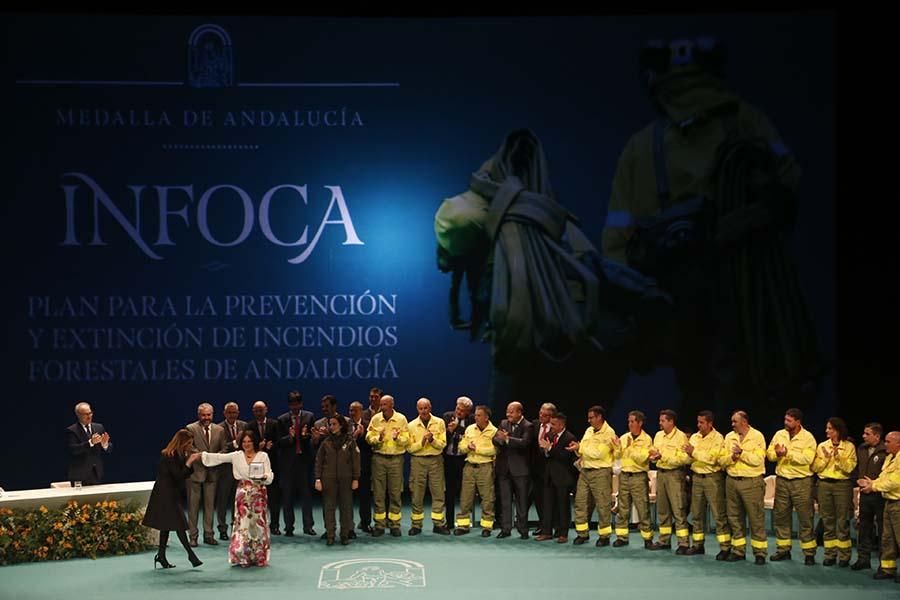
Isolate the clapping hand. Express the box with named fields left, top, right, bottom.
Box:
left=467, top=440, right=476, bottom=451
left=423, top=431, right=434, bottom=445
left=351, top=480, right=359, bottom=491
left=775, top=443, right=787, bottom=458
left=566, top=441, right=579, bottom=452
left=683, top=442, right=694, bottom=456
left=90, top=433, right=102, bottom=446
left=100, top=432, right=111, bottom=448
left=495, top=429, right=508, bottom=443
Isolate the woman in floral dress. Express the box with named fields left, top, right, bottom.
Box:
left=202, top=429, right=274, bottom=567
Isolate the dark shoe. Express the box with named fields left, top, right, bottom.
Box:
left=304, top=528, right=317, bottom=536
left=270, top=528, right=282, bottom=536
left=218, top=532, right=228, bottom=541
left=838, top=560, right=850, bottom=568
left=348, top=530, right=357, bottom=539
left=596, top=537, right=610, bottom=547
left=326, top=538, right=334, bottom=546
left=823, top=558, right=837, bottom=566
left=320, top=532, right=328, bottom=540
left=283, top=529, right=294, bottom=537
left=535, top=534, right=554, bottom=541
left=408, top=527, right=422, bottom=536
left=154, top=554, right=175, bottom=569
left=433, top=526, right=451, bottom=535
left=481, top=529, right=492, bottom=538
left=497, top=531, right=511, bottom=539
left=372, top=528, right=385, bottom=537
left=805, top=556, right=816, bottom=566
left=715, top=550, right=730, bottom=561
left=556, top=536, right=568, bottom=543
left=725, top=553, right=745, bottom=562
left=770, top=551, right=791, bottom=562
left=188, top=554, right=203, bottom=568
left=519, top=531, right=530, bottom=540
left=644, top=540, right=654, bottom=550
left=359, top=525, right=373, bottom=533
left=675, top=545, right=689, bottom=555
left=755, top=555, right=766, bottom=565
left=573, top=536, right=588, bottom=545
left=851, top=560, right=871, bottom=571
left=341, top=537, right=350, bottom=546
left=454, top=528, right=470, bottom=536
left=873, top=569, right=895, bottom=580
left=647, top=541, right=671, bottom=551
left=533, top=528, right=545, bottom=536
left=686, top=545, right=705, bottom=555
left=613, top=539, right=629, bottom=548
left=391, top=528, right=402, bottom=537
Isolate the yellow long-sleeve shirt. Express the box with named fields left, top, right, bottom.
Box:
left=871, top=453, right=900, bottom=500
left=459, top=422, right=497, bottom=464
left=722, top=427, right=766, bottom=477
left=406, top=416, right=447, bottom=456
left=766, top=427, right=817, bottom=479
left=577, top=421, right=617, bottom=469
left=365, top=411, right=410, bottom=455
left=652, top=427, right=690, bottom=469
left=812, top=439, right=857, bottom=480
left=688, top=429, right=725, bottom=474
left=616, top=430, right=652, bottom=473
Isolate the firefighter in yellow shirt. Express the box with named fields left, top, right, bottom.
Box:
left=812, top=417, right=858, bottom=566
left=406, top=397, right=449, bottom=536
left=569, top=405, right=617, bottom=546
left=647, top=409, right=691, bottom=552
left=683, top=410, right=730, bottom=559
left=721, top=410, right=768, bottom=564
left=613, top=410, right=654, bottom=548
left=364, top=394, right=409, bottom=536
left=455, top=405, right=498, bottom=537
left=859, top=431, right=900, bottom=583
left=766, top=407, right=818, bottom=564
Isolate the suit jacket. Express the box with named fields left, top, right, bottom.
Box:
left=442, top=411, right=476, bottom=457
left=276, top=410, right=315, bottom=465
left=543, top=429, right=578, bottom=489
left=187, top=421, right=226, bottom=482
left=246, top=418, right=281, bottom=469
left=218, top=419, right=248, bottom=452
left=494, top=417, right=534, bottom=478
left=66, top=421, right=112, bottom=483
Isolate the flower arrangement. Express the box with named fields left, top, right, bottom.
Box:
left=0, top=499, right=152, bottom=565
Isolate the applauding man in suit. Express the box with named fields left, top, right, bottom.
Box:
left=494, top=401, right=534, bottom=539
left=65, top=402, right=112, bottom=486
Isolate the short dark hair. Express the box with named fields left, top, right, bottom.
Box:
left=236, top=429, right=261, bottom=450
left=698, top=410, right=714, bottom=423
left=865, top=422, right=883, bottom=438
left=628, top=410, right=645, bottom=424
left=475, top=405, right=492, bottom=418
left=552, top=412, right=567, bottom=423
left=785, top=408, right=803, bottom=421
left=588, top=405, right=606, bottom=419
left=659, top=409, right=677, bottom=423
left=288, top=391, right=302, bottom=404
left=322, top=394, right=337, bottom=408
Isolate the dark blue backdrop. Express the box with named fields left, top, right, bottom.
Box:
left=3, top=12, right=835, bottom=490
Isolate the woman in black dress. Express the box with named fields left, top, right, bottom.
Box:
left=142, top=428, right=204, bottom=569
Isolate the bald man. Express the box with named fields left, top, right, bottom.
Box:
left=494, top=401, right=534, bottom=538
left=860, top=431, right=900, bottom=584
left=365, top=394, right=409, bottom=536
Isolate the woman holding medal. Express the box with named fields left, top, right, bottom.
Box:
left=201, top=429, right=274, bottom=567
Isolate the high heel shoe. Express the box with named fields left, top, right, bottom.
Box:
left=188, top=554, right=203, bottom=568
left=154, top=554, right=175, bottom=569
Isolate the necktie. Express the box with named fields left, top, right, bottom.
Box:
left=259, top=421, right=265, bottom=439
left=295, top=415, right=302, bottom=454
left=205, top=426, right=210, bottom=447
left=551, top=433, right=558, bottom=448
left=84, top=425, right=90, bottom=436
left=541, top=425, right=549, bottom=440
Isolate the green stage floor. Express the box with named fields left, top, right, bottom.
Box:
left=3, top=508, right=897, bottom=600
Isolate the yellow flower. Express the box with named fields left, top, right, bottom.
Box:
left=109, top=501, right=117, bottom=509
left=38, top=506, right=48, bottom=514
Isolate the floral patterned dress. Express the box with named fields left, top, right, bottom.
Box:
left=202, top=450, right=274, bottom=567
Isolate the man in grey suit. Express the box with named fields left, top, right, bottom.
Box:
left=494, top=401, right=534, bottom=539
left=215, top=401, right=246, bottom=540
left=187, top=402, right=226, bottom=546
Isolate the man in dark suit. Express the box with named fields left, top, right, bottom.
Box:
left=494, top=401, right=534, bottom=539
left=187, top=402, right=227, bottom=546
left=535, top=412, right=577, bottom=543
left=442, top=396, right=475, bottom=529
left=531, top=403, right=557, bottom=534
left=349, top=400, right=373, bottom=532
left=361, top=387, right=382, bottom=427
left=65, top=402, right=112, bottom=486
left=215, top=401, right=246, bottom=540
left=276, top=391, right=316, bottom=536
left=248, top=400, right=283, bottom=534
